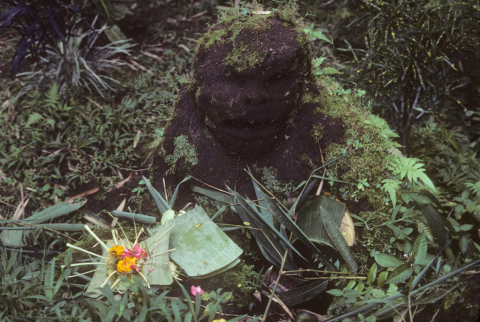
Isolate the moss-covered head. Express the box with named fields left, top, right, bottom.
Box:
left=190, top=11, right=313, bottom=156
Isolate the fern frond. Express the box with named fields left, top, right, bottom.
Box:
left=382, top=179, right=402, bottom=208
left=319, top=67, right=342, bottom=75
left=25, top=113, right=43, bottom=127
left=389, top=157, right=436, bottom=192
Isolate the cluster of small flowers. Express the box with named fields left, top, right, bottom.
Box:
left=109, top=244, right=147, bottom=274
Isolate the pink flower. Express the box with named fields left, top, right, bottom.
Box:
left=129, top=264, right=140, bottom=272
left=191, top=285, right=205, bottom=296
left=148, top=268, right=155, bottom=273
left=123, top=244, right=147, bottom=259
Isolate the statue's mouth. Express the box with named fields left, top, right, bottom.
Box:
left=215, top=119, right=280, bottom=141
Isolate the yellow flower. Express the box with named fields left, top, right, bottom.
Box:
left=213, top=320, right=226, bottom=322
left=117, top=256, right=137, bottom=273
left=110, top=245, right=125, bottom=258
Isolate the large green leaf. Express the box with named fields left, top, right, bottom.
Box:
left=251, top=183, right=337, bottom=272
left=386, top=264, right=413, bottom=284
left=321, top=211, right=358, bottom=274
left=275, top=279, right=328, bottom=306
left=167, top=205, right=242, bottom=278
left=374, top=254, right=404, bottom=268
left=296, top=196, right=345, bottom=247
left=416, top=204, right=448, bottom=247
left=412, top=233, right=427, bottom=264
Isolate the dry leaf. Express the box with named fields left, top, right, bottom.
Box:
left=65, top=187, right=99, bottom=203
left=105, top=173, right=133, bottom=193
left=340, top=207, right=355, bottom=246
left=83, top=214, right=110, bottom=229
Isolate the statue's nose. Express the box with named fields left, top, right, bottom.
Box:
left=244, top=88, right=268, bottom=106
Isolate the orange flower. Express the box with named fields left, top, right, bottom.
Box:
left=110, top=245, right=125, bottom=258
left=117, top=256, right=138, bottom=273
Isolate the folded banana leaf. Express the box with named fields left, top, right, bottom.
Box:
left=167, top=205, right=242, bottom=278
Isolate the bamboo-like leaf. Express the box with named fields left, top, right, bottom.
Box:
left=411, top=253, right=437, bottom=290
left=321, top=211, right=358, bottom=273
left=111, top=211, right=156, bottom=225
left=190, top=184, right=233, bottom=204
left=231, top=191, right=299, bottom=271
left=45, top=257, right=56, bottom=300
left=28, top=200, right=86, bottom=223
left=250, top=171, right=273, bottom=226
left=414, top=285, right=457, bottom=305
left=169, top=177, right=190, bottom=209
left=275, top=279, right=328, bottom=306
left=143, top=176, right=170, bottom=214
left=251, top=183, right=337, bottom=271
left=374, top=254, right=404, bottom=268
left=386, top=264, right=413, bottom=284
left=290, top=179, right=318, bottom=214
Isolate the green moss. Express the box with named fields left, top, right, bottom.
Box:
left=165, top=135, right=198, bottom=170
left=311, top=124, right=324, bottom=143
left=225, top=43, right=267, bottom=72
left=259, top=166, right=294, bottom=198
left=303, top=76, right=401, bottom=212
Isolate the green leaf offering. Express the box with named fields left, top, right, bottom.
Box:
left=167, top=205, right=242, bottom=278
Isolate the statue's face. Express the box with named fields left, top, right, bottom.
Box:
left=193, top=18, right=308, bottom=156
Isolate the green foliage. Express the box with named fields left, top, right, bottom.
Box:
left=343, top=0, right=480, bottom=150
left=410, top=121, right=480, bottom=220
left=165, top=135, right=199, bottom=170
left=19, top=22, right=133, bottom=98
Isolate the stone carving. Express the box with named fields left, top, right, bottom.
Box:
left=154, top=11, right=344, bottom=201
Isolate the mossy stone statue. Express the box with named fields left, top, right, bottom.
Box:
left=154, top=11, right=349, bottom=209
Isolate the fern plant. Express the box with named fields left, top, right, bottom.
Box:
left=304, top=26, right=342, bottom=76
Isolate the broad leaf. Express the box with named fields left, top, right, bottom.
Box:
left=276, top=280, right=328, bottom=306
left=367, top=263, right=377, bottom=284
left=374, top=254, right=404, bottom=268
left=416, top=204, right=448, bottom=247
left=297, top=196, right=345, bottom=247
left=321, top=211, right=358, bottom=273
left=386, top=264, right=413, bottom=284
left=412, top=234, right=427, bottom=264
